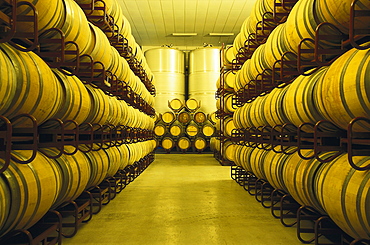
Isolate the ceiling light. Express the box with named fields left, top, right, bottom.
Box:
left=208, top=33, right=234, bottom=36
left=172, top=33, right=198, bottom=36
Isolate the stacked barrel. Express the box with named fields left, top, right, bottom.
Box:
left=154, top=98, right=217, bottom=153
left=230, top=0, right=370, bottom=243
left=0, top=0, right=156, bottom=241
left=211, top=47, right=237, bottom=165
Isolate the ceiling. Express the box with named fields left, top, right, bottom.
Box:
left=117, top=0, right=257, bottom=48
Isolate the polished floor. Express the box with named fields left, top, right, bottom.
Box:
left=63, top=154, right=302, bottom=245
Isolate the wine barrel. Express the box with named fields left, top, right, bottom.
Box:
left=40, top=147, right=91, bottom=209
left=125, top=144, right=137, bottom=166
left=85, top=23, right=112, bottom=71
left=162, top=111, right=176, bottom=125
left=0, top=174, right=10, bottom=234
left=43, top=69, right=91, bottom=128
left=186, top=121, right=199, bottom=137
left=283, top=67, right=328, bottom=132
left=223, top=46, right=236, bottom=65
left=80, top=145, right=109, bottom=188
left=216, top=94, right=235, bottom=114
left=283, top=150, right=335, bottom=214
left=233, top=33, right=243, bottom=56
left=37, top=0, right=92, bottom=60
left=315, top=0, right=370, bottom=34
left=75, top=0, right=114, bottom=22
left=119, top=100, right=130, bottom=126
left=314, top=153, right=370, bottom=240
left=263, top=147, right=296, bottom=192
left=178, top=111, right=192, bottom=125
left=246, top=95, right=268, bottom=128
left=233, top=145, right=244, bottom=168
left=185, top=98, right=200, bottom=112
left=117, top=144, right=130, bottom=170
left=284, top=0, right=341, bottom=59
left=208, top=112, right=218, bottom=124
left=0, top=48, right=16, bottom=116
left=239, top=146, right=256, bottom=171
left=0, top=151, right=61, bottom=236
left=314, top=46, right=370, bottom=132
left=202, top=123, right=215, bottom=137
left=169, top=121, right=184, bottom=137
left=109, top=46, right=124, bottom=79
left=244, top=44, right=269, bottom=82
left=17, top=0, right=64, bottom=34
left=224, top=70, right=236, bottom=91
left=104, top=146, right=121, bottom=178
left=169, top=98, right=184, bottom=112
left=193, top=111, right=207, bottom=124
left=0, top=43, right=62, bottom=127
left=178, top=137, right=191, bottom=151
left=263, top=23, right=293, bottom=70
left=116, top=56, right=131, bottom=82
left=223, top=140, right=235, bottom=162
left=248, top=0, right=275, bottom=35
left=194, top=137, right=207, bottom=151
left=162, top=137, right=175, bottom=150
left=234, top=60, right=251, bottom=92
left=224, top=117, right=236, bottom=137
left=248, top=148, right=270, bottom=180
left=125, top=105, right=141, bottom=129
left=106, top=96, right=124, bottom=126
left=233, top=105, right=244, bottom=129
left=263, top=85, right=290, bottom=127
left=84, top=84, right=110, bottom=125
left=154, top=124, right=167, bottom=137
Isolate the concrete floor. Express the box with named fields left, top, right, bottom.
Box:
left=63, top=154, right=302, bottom=245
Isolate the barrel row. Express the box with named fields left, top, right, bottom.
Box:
left=15, top=0, right=155, bottom=97
left=0, top=42, right=155, bottom=130
left=155, top=118, right=216, bottom=153
left=160, top=136, right=210, bottom=153
left=159, top=110, right=217, bottom=126
left=233, top=145, right=370, bottom=241
left=12, top=0, right=155, bottom=111
left=155, top=120, right=216, bottom=138
left=155, top=98, right=218, bottom=153
left=234, top=45, right=370, bottom=133
left=0, top=139, right=156, bottom=238
left=235, top=0, right=370, bottom=93
left=167, top=98, right=209, bottom=114
left=74, top=0, right=155, bottom=91
left=210, top=138, right=235, bottom=163
left=233, top=0, right=296, bottom=56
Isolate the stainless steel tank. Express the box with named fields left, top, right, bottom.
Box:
left=188, top=47, right=220, bottom=114
left=145, top=47, right=185, bottom=113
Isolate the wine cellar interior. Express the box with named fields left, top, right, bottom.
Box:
left=0, top=0, right=370, bottom=244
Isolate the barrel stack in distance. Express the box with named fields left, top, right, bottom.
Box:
left=154, top=98, right=217, bottom=153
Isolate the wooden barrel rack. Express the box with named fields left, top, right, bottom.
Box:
left=228, top=2, right=370, bottom=240
left=0, top=1, right=156, bottom=243
left=0, top=1, right=155, bottom=116
left=76, top=0, right=155, bottom=95
left=0, top=210, right=63, bottom=245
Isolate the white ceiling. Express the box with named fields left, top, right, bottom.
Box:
left=117, top=0, right=257, bottom=48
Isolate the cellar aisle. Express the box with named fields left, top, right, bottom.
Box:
left=63, top=154, right=301, bottom=245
